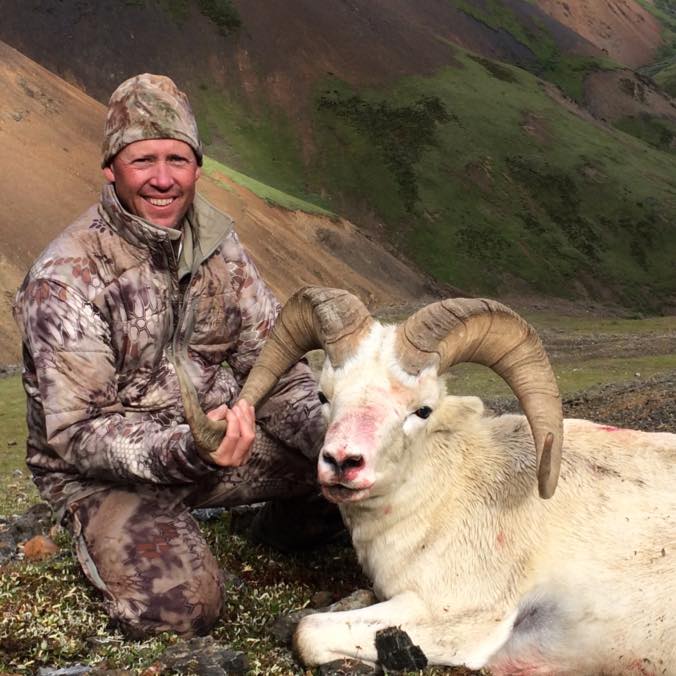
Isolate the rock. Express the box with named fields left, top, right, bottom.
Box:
left=37, top=668, right=132, bottom=676
left=11, top=502, right=54, bottom=540
left=0, top=502, right=55, bottom=564
left=227, top=504, right=264, bottom=536
left=37, top=665, right=92, bottom=676
left=268, top=607, right=316, bottom=645
left=0, top=532, right=16, bottom=565
left=191, top=507, right=227, bottom=522
left=220, top=568, right=247, bottom=591
left=157, top=636, right=247, bottom=675
left=319, top=658, right=380, bottom=675
left=311, top=590, right=334, bottom=608
left=327, top=589, right=377, bottom=612
left=23, top=534, right=59, bottom=560
left=0, top=363, right=21, bottom=378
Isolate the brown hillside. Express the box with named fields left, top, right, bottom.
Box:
left=0, top=41, right=437, bottom=366
left=583, top=69, right=676, bottom=124
left=0, top=0, right=598, bottom=131
left=534, top=0, right=662, bottom=68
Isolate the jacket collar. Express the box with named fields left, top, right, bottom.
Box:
left=98, top=183, right=233, bottom=276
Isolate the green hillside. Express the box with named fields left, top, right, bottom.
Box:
left=452, top=0, right=619, bottom=101
left=316, top=53, right=675, bottom=306
left=195, top=47, right=676, bottom=310
left=2, top=0, right=675, bottom=310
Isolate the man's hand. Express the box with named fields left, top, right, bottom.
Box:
left=205, top=400, right=256, bottom=467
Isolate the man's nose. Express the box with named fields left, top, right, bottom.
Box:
left=149, top=162, right=174, bottom=189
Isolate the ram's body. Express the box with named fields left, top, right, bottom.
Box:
left=177, top=286, right=676, bottom=674
left=293, top=324, right=676, bottom=675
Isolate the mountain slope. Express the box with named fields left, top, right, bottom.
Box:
left=534, top=0, right=662, bottom=68
left=0, top=40, right=437, bottom=365
left=1, top=0, right=675, bottom=311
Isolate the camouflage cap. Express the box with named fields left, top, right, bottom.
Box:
left=101, top=73, right=203, bottom=168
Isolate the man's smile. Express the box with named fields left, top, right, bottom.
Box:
left=146, top=197, right=177, bottom=207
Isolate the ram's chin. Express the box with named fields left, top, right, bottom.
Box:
left=321, top=484, right=372, bottom=504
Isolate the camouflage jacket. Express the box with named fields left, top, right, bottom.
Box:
left=13, top=184, right=324, bottom=510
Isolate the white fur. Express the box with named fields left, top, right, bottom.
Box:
left=296, top=323, right=676, bottom=675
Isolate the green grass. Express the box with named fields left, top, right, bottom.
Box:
left=452, top=0, right=618, bottom=101
left=0, top=376, right=36, bottom=517
left=182, top=11, right=676, bottom=312
left=653, top=60, right=676, bottom=96
left=202, top=156, right=335, bottom=216
left=613, top=113, right=676, bottom=152
left=310, top=50, right=676, bottom=309
left=148, top=0, right=241, bottom=34
left=519, top=313, right=676, bottom=334
left=637, top=0, right=676, bottom=57
left=0, top=507, right=364, bottom=673
left=196, top=0, right=241, bottom=35
left=448, top=354, right=676, bottom=399
left=194, top=83, right=331, bottom=209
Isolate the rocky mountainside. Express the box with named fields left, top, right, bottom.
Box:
left=1, top=0, right=675, bottom=315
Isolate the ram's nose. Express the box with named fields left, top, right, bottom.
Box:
left=322, top=449, right=364, bottom=477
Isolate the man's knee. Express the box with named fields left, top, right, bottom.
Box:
left=67, top=487, right=224, bottom=639
left=111, top=564, right=224, bottom=639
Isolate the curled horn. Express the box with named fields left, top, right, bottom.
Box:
left=174, top=286, right=373, bottom=460
left=396, top=298, right=562, bottom=499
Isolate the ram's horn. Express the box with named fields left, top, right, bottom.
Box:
left=396, top=298, right=562, bottom=499
left=175, top=286, right=374, bottom=458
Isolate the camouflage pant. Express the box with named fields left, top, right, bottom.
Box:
left=63, top=429, right=317, bottom=638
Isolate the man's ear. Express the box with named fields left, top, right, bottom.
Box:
left=103, top=165, right=115, bottom=183
left=195, top=166, right=201, bottom=181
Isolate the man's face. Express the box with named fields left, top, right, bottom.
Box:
left=103, top=138, right=201, bottom=228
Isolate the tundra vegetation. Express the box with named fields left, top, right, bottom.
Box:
left=1, top=306, right=675, bottom=673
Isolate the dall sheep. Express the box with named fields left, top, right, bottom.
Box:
left=178, top=286, right=676, bottom=675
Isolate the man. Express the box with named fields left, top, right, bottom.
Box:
left=13, top=74, right=329, bottom=639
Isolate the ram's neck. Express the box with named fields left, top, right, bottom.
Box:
left=340, top=413, right=544, bottom=602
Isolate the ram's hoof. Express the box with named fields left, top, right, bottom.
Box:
left=375, top=626, right=428, bottom=671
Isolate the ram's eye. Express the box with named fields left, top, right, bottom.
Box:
left=415, top=406, right=432, bottom=419
left=318, top=391, right=329, bottom=405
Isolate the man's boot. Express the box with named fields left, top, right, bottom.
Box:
left=230, top=493, right=349, bottom=553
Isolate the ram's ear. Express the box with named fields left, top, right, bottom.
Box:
left=432, top=396, right=485, bottom=428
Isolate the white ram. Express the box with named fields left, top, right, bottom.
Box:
left=178, top=287, right=676, bottom=675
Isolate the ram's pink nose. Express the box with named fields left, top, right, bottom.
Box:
left=321, top=449, right=365, bottom=480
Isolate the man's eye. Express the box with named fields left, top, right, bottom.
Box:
left=414, top=406, right=432, bottom=419
left=318, top=391, right=329, bottom=405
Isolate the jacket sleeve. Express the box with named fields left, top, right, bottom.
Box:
left=16, top=277, right=219, bottom=484
left=222, top=235, right=326, bottom=459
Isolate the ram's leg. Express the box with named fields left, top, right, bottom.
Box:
left=293, top=592, right=427, bottom=667
left=293, top=592, right=518, bottom=669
